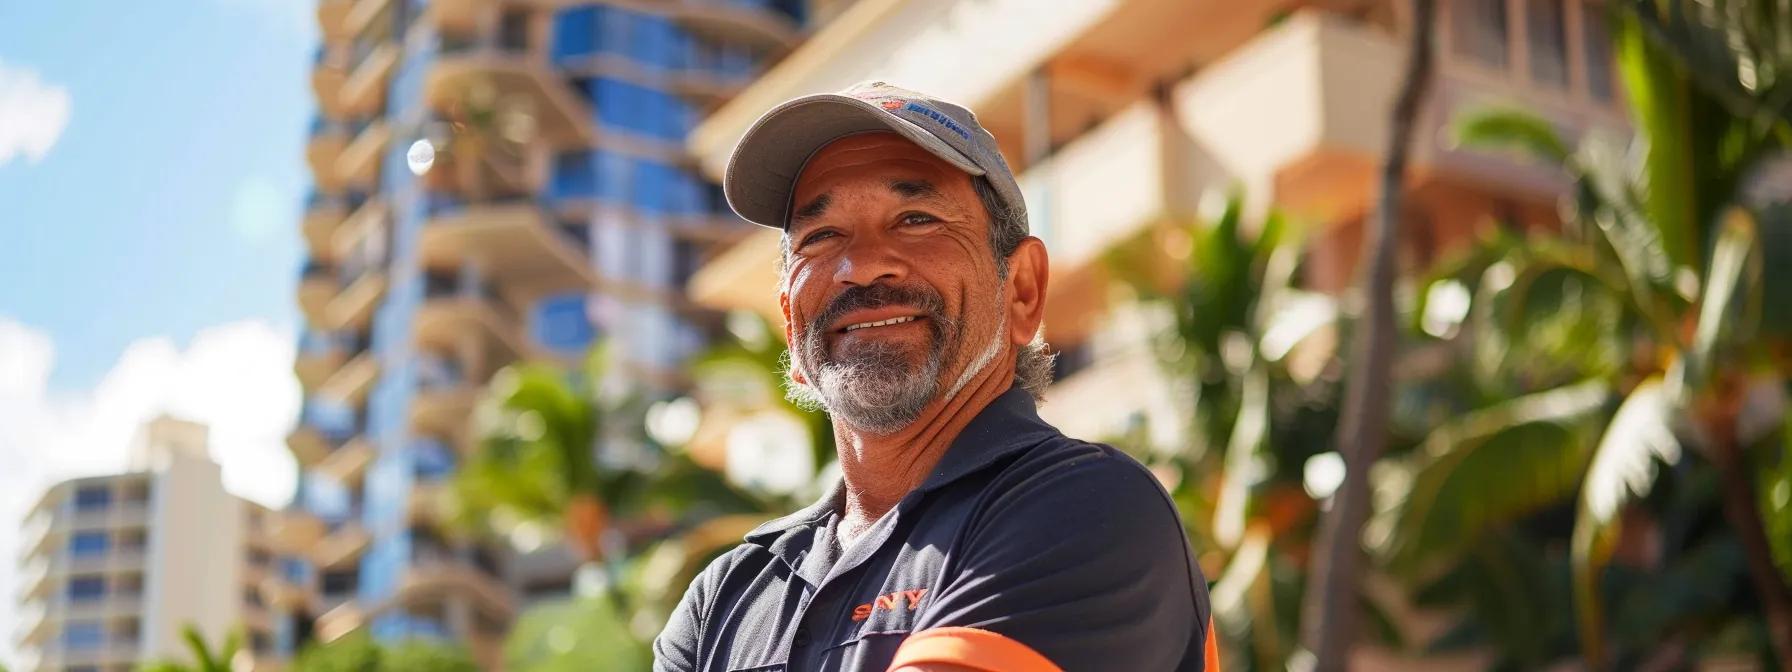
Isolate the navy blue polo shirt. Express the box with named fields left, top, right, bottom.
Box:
left=653, top=386, right=1213, bottom=671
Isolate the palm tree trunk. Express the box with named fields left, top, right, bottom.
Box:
left=1710, top=436, right=1792, bottom=668
left=1298, top=1, right=1436, bottom=668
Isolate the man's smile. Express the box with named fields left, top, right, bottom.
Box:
left=828, top=306, right=930, bottom=334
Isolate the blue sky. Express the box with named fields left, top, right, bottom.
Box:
left=0, top=4, right=319, bottom=662
left=0, top=0, right=316, bottom=392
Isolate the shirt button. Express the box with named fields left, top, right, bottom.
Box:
left=793, top=627, right=811, bottom=648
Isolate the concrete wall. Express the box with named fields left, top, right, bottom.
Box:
left=143, top=451, right=244, bottom=665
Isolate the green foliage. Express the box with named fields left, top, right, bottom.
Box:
left=291, top=632, right=478, bottom=672
left=504, top=597, right=649, bottom=672
left=137, top=625, right=239, bottom=672
left=1416, top=1, right=1792, bottom=665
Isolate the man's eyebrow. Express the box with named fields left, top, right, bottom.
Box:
left=789, top=192, right=832, bottom=230
left=888, top=179, right=941, bottom=200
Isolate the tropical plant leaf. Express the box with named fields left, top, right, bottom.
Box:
left=1453, top=107, right=1575, bottom=165
left=1212, top=365, right=1270, bottom=550
left=1380, top=380, right=1610, bottom=572
left=1685, top=208, right=1758, bottom=388
left=1571, top=377, right=1682, bottom=670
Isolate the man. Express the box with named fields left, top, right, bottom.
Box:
left=654, top=82, right=1215, bottom=672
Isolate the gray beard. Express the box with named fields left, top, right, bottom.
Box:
left=789, top=298, right=1007, bottom=435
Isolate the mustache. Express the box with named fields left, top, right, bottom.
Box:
left=809, top=283, right=947, bottom=335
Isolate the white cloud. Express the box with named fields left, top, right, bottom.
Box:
left=0, top=60, right=71, bottom=166
left=0, top=319, right=299, bottom=668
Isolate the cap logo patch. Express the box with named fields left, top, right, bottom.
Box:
left=901, top=103, right=971, bottom=140
left=879, top=99, right=905, bottom=111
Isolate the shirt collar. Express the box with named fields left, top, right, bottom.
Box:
left=743, top=384, right=1056, bottom=547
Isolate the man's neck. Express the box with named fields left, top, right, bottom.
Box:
left=831, top=352, right=1017, bottom=544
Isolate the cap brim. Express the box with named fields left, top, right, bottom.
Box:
left=724, top=93, right=985, bottom=229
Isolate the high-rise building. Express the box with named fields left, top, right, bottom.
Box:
left=14, top=416, right=283, bottom=672
left=686, top=0, right=1623, bottom=448
left=289, top=0, right=818, bottom=665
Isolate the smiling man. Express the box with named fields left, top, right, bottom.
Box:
left=654, top=82, right=1215, bottom=672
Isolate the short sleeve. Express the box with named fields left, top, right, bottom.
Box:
left=910, top=446, right=1211, bottom=671
left=653, top=546, right=752, bottom=672
left=652, top=564, right=708, bottom=672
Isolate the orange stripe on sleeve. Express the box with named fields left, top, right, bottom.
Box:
left=888, top=627, right=1063, bottom=672
left=1205, top=615, right=1221, bottom=671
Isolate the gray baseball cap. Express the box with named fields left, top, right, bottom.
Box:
left=723, top=81, right=1028, bottom=231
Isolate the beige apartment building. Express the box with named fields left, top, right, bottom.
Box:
left=686, top=0, right=1623, bottom=448
left=14, top=417, right=283, bottom=672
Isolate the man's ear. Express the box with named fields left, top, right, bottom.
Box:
left=780, top=288, right=808, bottom=385
left=1003, top=237, right=1049, bottom=346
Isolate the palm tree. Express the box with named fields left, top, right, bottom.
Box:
left=1108, top=195, right=1350, bottom=669
left=1380, top=1, right=1792, bottom=666
left=1301, top=1, right=1437, bottom=668
left=451, top=346, right=630, bottom=563
left=137, top=625, right=239, bottom=672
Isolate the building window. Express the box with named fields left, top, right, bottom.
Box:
left=320, top=569, right=357, bottom=597
left=1582, top=4, right=1615, bottom=101
left=66, top=575, right=105, bottom=602
left=68, top=532, right=109, bottom=558
left=499, top=9, right=531, bottom=52
left=62, top=621, right=104, bottom=650
left=72, top=485, right=111, bottom=512
left=1526, top=0, right=1570, bottom=88
left=1452, top=0, right=1511, bottom=69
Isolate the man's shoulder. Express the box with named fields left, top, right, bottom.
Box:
left=969, top=434, right=1186, bottom=538
left=991, top=434, right=1171, bottom=501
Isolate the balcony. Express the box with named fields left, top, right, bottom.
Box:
left=424, top=38, right=595, bottom=148
left=319, top=349, right=381, bottom=407
left=407, top=481, right=447, bottom=525
left=335, top=120, right=390, bottom=190
left=286, top=413, right=358, bottom=466
left=295, top=330, right=359, bottom=390
left=342, top=0, right=393, bottom=38
left=265, top=509, right=327, bottom=553
left=307, top=117, right=351, bottom=188
left=299, top=259, right=338, bottom=326
left=311, top=44, right=350, bottom=119
left=15, top=600, right=48, bottom=645
left=339, top=40, right=400, bottom=118
left=687, top=227, right=781, bottom=324
left=410, top=361, right=479, bottom=442
left=326, top=255, right=389, bottom=333
left=392, top=559, right=515, bottom=619
left=425, top=0, right=485, bottom=33
left=312, top=521, right=371, bottom=569
left=690, top=0, right=1128, bottom=178
left=1018, top=99, right=1195, bottom=342
left=415, top=273, right=525, bottom=359
left=1174, top=10, right=1620, bottom=224
left=664, top=0, right=801, bottom=51
left=318, top=0, right=355, bottom=40
left=419, top=197, right=596, bottom=297
left=20, top=556, right=51, bottom=600
left=258, top=571, right=312, bottom=611
left=302, top=192, right=356, bottom=260
left=316, top=599, right=367, bottom=643
left=316, top=435, right=376, bottom=484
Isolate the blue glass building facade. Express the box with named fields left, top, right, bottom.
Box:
left=291, top=0, right=804, bottom=661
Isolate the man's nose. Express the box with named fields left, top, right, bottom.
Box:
left=832, top=233, right=908, bottom=287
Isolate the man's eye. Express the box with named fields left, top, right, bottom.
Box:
left=899, top=212, right=939, bottom=226
left=799, top=230, right=838, bottom=247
